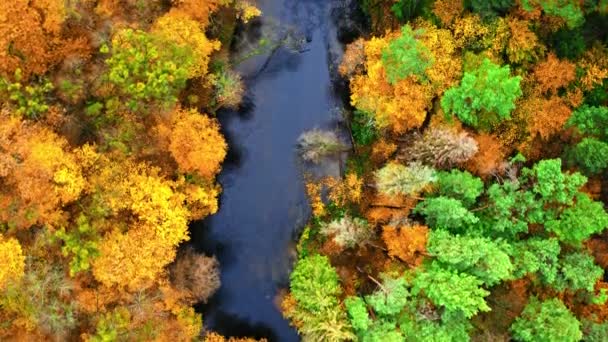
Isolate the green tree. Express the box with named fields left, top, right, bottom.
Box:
left=510, top=297, right=582, bottom=342
left=544, top=193, right=608, bottom=246
left=290, top=254, right=342, bottom=311
left=345, top=297, right=371, bottom=333
left=55, top=214, right=100, bottom=277
left=441, top=58, right=522, bottom=130
left=550, top=27, right=585, bottom=60
left=412, top=262, right=490, bottom=318
left=414, top=197, right=479, bottom=232
left=434, top=170, right=484, bottom=208
left=567, top=138, right=608, bottom=174
left=381, top=25, right=433, bottom=84
left=522, top=0, right=585, bottom=29
left=566, top=105, right=608, bottom=141
left=469, top=0, right=514, bottom=17
left=552, top=252, right=604, bottom=292
left=427, top=230, right=513, bottom=286
left=365, top=276, right=409, bottom=317
left=511, top=238, right=561, bottom=284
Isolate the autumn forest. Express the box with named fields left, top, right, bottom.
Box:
left=1, top=0, right=608, bottom=341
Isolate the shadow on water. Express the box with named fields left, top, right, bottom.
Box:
left=188, top=0, right=365, bottom=340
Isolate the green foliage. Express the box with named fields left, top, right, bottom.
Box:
left=566, top=105, right=608, bottom=141
left=523, top=158, right=586, bottom=208
left=103, top=28, right=193, bottom=113
left=522, top=0, right=585, bottom=29
left=477, top=181, right=531, bottom=238
left=545, top=193, right=608, bottom=246
left=375, top=162, right=436, bottom=196
left=414, top=197, right=479, bottom=232
left=550, top=27, right=586, bottom=60
left=290, top=255, right=342, bottom=311
left=0, top=69, right=53, bottom=119
left=469, top=0, right=515, bottom=17
left=510, top=297, right=582, bottom=342
left=583, top=319, right=608, bottom=342
left=567, top=138, right=608, bottom=174
left=511, top=238, right=561, bottom=284
left=391, top=0, right=432, bottom=22
left=428, top=230, right=513, bottom=286
left=434, top=170, right=484, bottom=208
left=381, top=25, right=433, bottom=84
left=55, top=214, right=100, bottom=277
left=365, top=276, right=409, bottom=317
left=352, top=110, right=378, bottom=146
left=412, top=262, right=490, bottom=318
left=400, top=311, right=472, bottom=342
left=345, top=297, right=371, bottom=332
left=90, top=307, right=131, bottom=342
left=441, top=58, right=522, bottom=130
left=553, top=252, right=604, bottom=292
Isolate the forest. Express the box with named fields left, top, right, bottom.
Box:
left=1, top=0, right=608, bottom=341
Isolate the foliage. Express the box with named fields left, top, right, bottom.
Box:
left=522, top=0, right=585, bottom=29
left=375, top=162, right=436, bottom=196
left=434, top=170, right=483, bottom=207
left=510, top=297, right=582, bottom=342
left=566, top=105, right=608, bottom=141
left=381, top=25, right=433, bottom=84
left=169, top=108, right=227, bottom=179
left=102, top=28, right=193, bottom=112
left=550, top=27, right=586, bottom=60
left=401, top=128, right=479, bottom=168
left=382, top=224, right=428, bottom=265
left=290, top=255, right=342, bottom=312
left=345, top=297, right=371, bottom=332
left=55, top=214, right=100, bottom=277
left=0, top=235, right=25, bottom=289
left=412, top=261, right=490, bottom=318
left=567, top=138, right=608, bottom=174
left=0, top=69, right=53, bottom=119
left=320, top=215, right=372, bottom=248
left=298, top=129, right=347, bottom=163
left=583, top=320, right=608, bottom=342
left=469, top=0, right=514, bottom=17
left=351, top=110, right=378, bottom=146
left=89, top=307, right=131, bottom=342
left=170, top=249, right=221, bottom=303
left=544, top=193, right=608, bottom=246
left=414, top=197, right=479, bottom=232
left=441, top=58, right=522, bottom=129
left=427, top=230, right=513, bottom=286
left=552, top=252, right=603, bottom=292
left=365, top=276, right=410, bottom=317
left=511, top=238, right=561, bottom=284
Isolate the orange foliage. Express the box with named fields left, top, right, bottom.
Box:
left=339, top=38, right=366, bottom=77
left=0, top=0, right=90, bottom=78
left=432, top=0, right=464, bottom=27
left=169, top=108, right=227, bottom=179
left=505, top=16, right=545, bottom=64
left=382, top=224, right=428, bottom=266
left=465, top=133, right=506, bottom=178
left=452, top=14, right=489, bottom=49
left=371, top=139, right=397, bottom=164
left=522, top=95, right=572, bottom=140
left=305, top=181, right=325, bottom=217
left=533, top=53, right=576, bottom=95
left=327, top=173, right=363, bottom=206
left=170, top=0, right=231, bottom=27
left=578, top=44, right=608, bottom=91
left=0, top=116, right=84, bottom=229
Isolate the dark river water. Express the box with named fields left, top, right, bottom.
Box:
left=191, top=1, right=348, bottom=340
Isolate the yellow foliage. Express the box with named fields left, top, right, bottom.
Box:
left=153, top=12, right=221, bottom=79
left=327, top=173, right=363, bottom=206
left=452, top=14, right=489, bottom=49
left=93, top=226, right=177, bottom=291
left=170, top=0, right=231, bottom=27
left=236, top=1, right=262, bottom=23
left=371, top=139, right=397, bottom=164
left=305, top=182, right=325, bottom=217
left=418, top=22, right=462, bottom=93
left=578, top=44, right=608, bottom=91
left=0, top=235, right=25, bottom=289
left=179, top=179, right=221, bottom=220
left=169, top=108, right=227, bottom=179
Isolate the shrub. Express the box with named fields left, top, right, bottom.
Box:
left=298, top=129, right=347, bottom=163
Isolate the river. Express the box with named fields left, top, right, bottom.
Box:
left=190, top=0, right=352, bottom=340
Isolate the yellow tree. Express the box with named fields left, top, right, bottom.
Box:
left=0, top=235, right=25, bottom=289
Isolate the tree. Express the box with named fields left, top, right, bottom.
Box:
left=427, top=230, right=513, bottom=286
left=533, top=53, right=576, bottom=95
left=412, top=261, right=490, bottom=318
left=469, top=0, right=514, bottom=17
left=521, top=0, right=585, bottom=29
left=510, top=297, right=582, bottom=342
left=320, top=215, right=372, bottom=249
left=566, top=105, right=608, bottom=141
left=375, top=162, right=436, bottom=196
left=400, top=128, right=478, bottom=168
left=290, top=255, right=342, bottom=312
left=0, top=235, right=25, bottom=289
left=365, top=276, right=410, bottom=317
left=567, top=138, right=608, bottom=174
left=552, top=252, right=604, bottom=292
left=434, top=170, right=483, bottom=207
left=441, top=58, right=522, bottom=129
left=169, top=108, right=227, bottom=179
left=414, top=197, right=479, bottom=232
left=511, top=238, right=561, bottom=284
left=544, top=193, right=608, bottom=246
left=381, top=25, right=433, bottom=84
left=170, top=249, right=221, bottom=303
left=382, top=224, right=428, bottom=265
